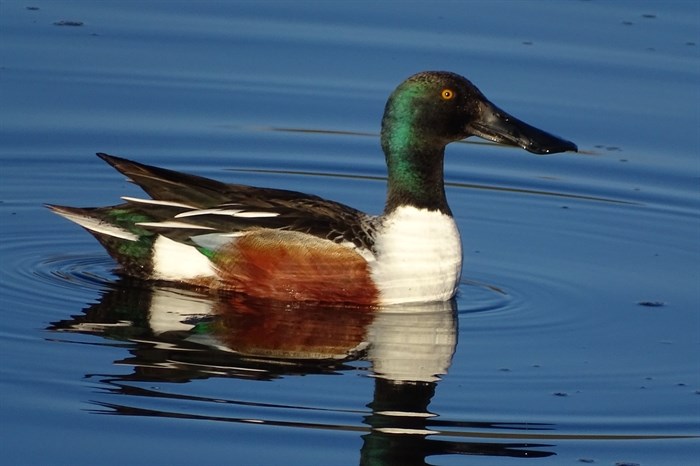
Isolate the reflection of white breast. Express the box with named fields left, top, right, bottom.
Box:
left=371, top=206, right=463, bottom=305
left=367, top=301, right=457, bottom=383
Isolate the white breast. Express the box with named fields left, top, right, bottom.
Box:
left=370, top=206, right=462, bottom=304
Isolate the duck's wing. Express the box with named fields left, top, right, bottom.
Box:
left=95, top=153, right=378, bottom=252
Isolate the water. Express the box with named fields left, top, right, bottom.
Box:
left=1, top=1, right=699, bottom=464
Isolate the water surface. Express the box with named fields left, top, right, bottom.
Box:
left=1, top=1, right=699, bottom=465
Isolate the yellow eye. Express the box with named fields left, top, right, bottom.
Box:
left=441, top=88, right=455, bottom=100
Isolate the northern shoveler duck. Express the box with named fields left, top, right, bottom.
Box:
left=49, top=71, right=576, bottom=306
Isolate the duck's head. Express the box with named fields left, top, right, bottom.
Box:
left=381, top=71, right=577, bottom=213
left=381, top=71, right=577, bottom=156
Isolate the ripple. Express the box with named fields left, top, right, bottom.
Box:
left=457, top=278, right=511, bottom=314
left=1, top=226, right=117, bottom=313
left=35, top=253, right=116, bottom=291
left=457, top=265, right=588, bottom=336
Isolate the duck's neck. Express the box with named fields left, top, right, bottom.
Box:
left=381, top=127, right=450, bottom=216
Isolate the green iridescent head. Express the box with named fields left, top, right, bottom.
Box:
left=380, top=71, right=577, bottom=213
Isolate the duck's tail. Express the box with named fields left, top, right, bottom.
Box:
left=47, top=204, right=156, bottom=277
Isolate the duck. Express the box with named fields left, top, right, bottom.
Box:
left=49, top=71, right=577, bottom=306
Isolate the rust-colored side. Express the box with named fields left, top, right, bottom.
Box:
left=212, top=230, right=379, bottom=305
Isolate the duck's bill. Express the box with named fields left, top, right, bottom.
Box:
left=468, top=100, right=577, bottom=155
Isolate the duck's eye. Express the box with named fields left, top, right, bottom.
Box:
left=441, top=88, right=455, bottom=100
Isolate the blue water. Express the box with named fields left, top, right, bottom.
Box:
left=1, top=1, right=699, bottom=465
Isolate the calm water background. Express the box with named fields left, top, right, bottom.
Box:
left=1, top=1, right=699, bottom=465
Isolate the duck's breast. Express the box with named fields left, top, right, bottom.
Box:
left=371, top=206, right=463, bottom=304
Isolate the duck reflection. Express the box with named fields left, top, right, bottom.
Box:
left=49, top=278, right=554, bottom=461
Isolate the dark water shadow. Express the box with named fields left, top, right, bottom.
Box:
left=48, top=278, right=556, bottom=462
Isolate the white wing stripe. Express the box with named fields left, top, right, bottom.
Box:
left=121, top=196, right=196, bottom=209
left=175, top=208, right=242, bottom=218
left=175, top=209, right=279, bottom=218
left=232, top=211, right=280, bottom=218
left=136, top=221, right=216, bottom=230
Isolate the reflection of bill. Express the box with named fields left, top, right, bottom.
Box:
left=49, top=280, right=554, bottom=461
